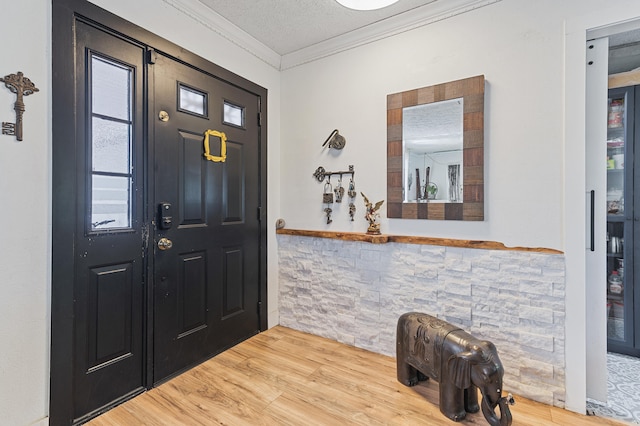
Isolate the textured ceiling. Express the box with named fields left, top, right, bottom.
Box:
left=196, top=0, right=640, bottom=73
left=198, top=0, right=437, bottom=55
left=609, top=28, right=640, bottom=48
left=609, top=28, right=640, bottom=74
left=404, top=98, right=463, bottom=153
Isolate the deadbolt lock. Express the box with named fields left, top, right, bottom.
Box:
left=157, top=237, right=173, bottom=250
left=158, top=110, right=169, bottom=122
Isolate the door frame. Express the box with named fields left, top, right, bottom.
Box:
left=583, top=17, right=640, bottom=405
left=565, top=8, right=640, bottom=413
left=51, top=0, right=267, bottom=423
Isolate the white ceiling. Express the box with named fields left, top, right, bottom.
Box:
left=609, top=29, right=640, bottom=74
left=171, top=0, right=640, bottom=71
left=169, top=0, right=502, bottom=69
left=198, top=0, right=437, bottom=55
left=404, top=98, right=463, bottom=153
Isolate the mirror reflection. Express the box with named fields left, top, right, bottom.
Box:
left=386, top=75, right=484, bottom=221
left=403, top=98, right=463, bottom=202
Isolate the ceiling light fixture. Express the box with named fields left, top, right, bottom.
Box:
left=335, top=0, right=400, bottom=11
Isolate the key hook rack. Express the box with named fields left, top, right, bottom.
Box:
left=313, top=165, right=354, bottom=182
left=314, top=165, right=357, bottom=224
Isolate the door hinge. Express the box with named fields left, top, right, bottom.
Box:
left=257, top=301, right=263, bottom=316
left=257, top=206, right=262, bottom=222
left=257, top=112, right=262, bottom=127
left=146, top=48, right=156, bottom=65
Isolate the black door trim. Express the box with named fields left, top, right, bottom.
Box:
left=51, top=1, right=268, bottom=424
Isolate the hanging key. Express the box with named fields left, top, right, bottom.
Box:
left=1, top=71, right=39, bottom=141
left=349, top=203, right=356, bottom=221
left=324, top=207, right=333, bottom=224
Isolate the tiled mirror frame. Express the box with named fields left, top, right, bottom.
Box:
left=386, top=75, right=485, bottom=221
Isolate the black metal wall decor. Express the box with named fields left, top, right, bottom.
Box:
left=322, top=129, right=346, bottom=150
left=313, top=165, right=356, bottom=223
left=313, top=164, right=354, bottom=182
left=1, top=71, right=39, bottom=141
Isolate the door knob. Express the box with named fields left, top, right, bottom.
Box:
left=157, top=237, right=173, bottom=250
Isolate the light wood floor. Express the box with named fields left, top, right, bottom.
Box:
left=88, top=326, right=625, bottom=426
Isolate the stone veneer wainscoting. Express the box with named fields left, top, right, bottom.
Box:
left=277, top=233, right=566, bottom=408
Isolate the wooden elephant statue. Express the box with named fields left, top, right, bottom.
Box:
left=397, top=312, right=512, bottom=426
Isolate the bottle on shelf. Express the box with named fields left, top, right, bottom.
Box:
left=608, top=98, right=624, bottom=128
left=607, top=138, right=624, bottom=168
left=608, top=270, right=623, bottom=295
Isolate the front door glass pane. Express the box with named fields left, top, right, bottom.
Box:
left=91, top=175, right=131, bottom=229
left=92, top=56, right=131, bottom=121
left=179, top=84, right=207, bottom=116
left=92, top=117, right=131, bottom=174
left=223, top=101, right=244, bottom=127
left=89, top=54, right=134, bottom=231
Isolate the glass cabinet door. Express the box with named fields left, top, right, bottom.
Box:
left=606, top=87, right=633, bottom=347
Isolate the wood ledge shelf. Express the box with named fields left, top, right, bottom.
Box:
left=276, top=228, right=563, bottom=254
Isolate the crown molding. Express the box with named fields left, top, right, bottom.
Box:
left=162, top=0, right=501, bottom=72
left=161, top=0, right=282, bottom=70
left=280, top=0, right=502, bottom=70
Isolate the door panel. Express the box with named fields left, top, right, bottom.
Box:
left=72, top=21, right=146, bottom=420
left=585, top=37, right=609, bottom=402
left=152, top=52, right=261, bottom=383
left=224, top=141, right=245, bottom=222
left=178, top=252, right=208, bottom=336
left=223, top=247, right=244, bottom=318
left=179, top=131, right=208, bottom=223
left=87, top=263, right=134, bottom=367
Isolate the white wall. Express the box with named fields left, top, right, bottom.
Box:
left=279, top=0, right=640, bottom=415
left=281, top=0, right=568, bottom=249
left=0, top=1, right=51, bottom=424
left=0, top=0, right=280, bottom=424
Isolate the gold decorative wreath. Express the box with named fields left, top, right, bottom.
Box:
left=203, top=129, right=227, bottom=162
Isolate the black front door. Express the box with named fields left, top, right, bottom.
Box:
left=69, top=21, right=147, bottom=421
left=51, top=1, right=267, bottom=424
left=152, top=52, right=263, bottom=383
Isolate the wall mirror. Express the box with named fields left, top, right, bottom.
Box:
left=387, top=75, right=484, bottom=220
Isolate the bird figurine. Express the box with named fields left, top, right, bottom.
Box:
left=361, top=192, right=384, bottom=235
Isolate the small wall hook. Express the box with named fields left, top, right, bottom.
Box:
left=322, top=129, right=346, bottom=150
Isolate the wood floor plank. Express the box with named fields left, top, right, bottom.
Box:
left=88, top=326, right=627, bottom=426
left=260, top=390, right=360, bottom=426
left=310, top=363, right=439, bottom=414
left=206, top=346, right=249, bottom=368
